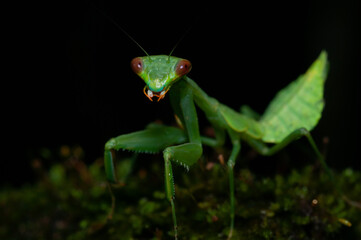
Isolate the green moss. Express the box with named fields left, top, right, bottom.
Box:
left=1, top=146, right=360, bottom=239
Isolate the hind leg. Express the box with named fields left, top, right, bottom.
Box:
left=246, top=128, right=334, bottom=181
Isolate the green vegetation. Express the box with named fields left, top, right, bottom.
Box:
left=1, top=145, right=360, bottom=239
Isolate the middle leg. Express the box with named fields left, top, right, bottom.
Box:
left=226, top=130, right=241, bottom=239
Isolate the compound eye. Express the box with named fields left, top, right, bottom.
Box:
left=175, top=59, right=192, bottom=77
left=131, top=57, right=144, bottom=74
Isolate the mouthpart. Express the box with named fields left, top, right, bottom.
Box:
left=143, top=86, right=169, bottom=102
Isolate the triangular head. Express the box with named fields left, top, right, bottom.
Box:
left=131, top=55, right=192, bottom=101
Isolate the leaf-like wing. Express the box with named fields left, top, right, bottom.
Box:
left=220, top=104, right=264, bottom=139
left=260, top=51, right=329, bottom=143
left=105, top=124, right=187, bottom=153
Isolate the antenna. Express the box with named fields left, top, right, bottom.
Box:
left=168, top=24, right=193, bottom=58
left=92, top=5, right=150, bottom=56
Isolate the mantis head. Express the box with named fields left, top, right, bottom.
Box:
left=131, top=55, right=192, bottom=101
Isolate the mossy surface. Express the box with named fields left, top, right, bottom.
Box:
left=1, top=146, right=360, bottom=239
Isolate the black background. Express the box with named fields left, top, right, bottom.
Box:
left=3, top=1, right=360, bottom=185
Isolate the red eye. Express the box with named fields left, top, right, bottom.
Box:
left=131, top=57, right=144, bottom=74
left=175, top=59, right=192, bottom=77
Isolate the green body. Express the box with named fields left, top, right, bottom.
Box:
left=105, top=51, right=330, bottom=239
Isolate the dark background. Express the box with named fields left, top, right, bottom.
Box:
left=3, top=1, right=360, bottom=185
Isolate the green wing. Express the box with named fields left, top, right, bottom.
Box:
left=260, top=51, right=329, bottom=143
left=105, top=124, right=187, bottom=154
left=220, top=104, right=264, bottom=139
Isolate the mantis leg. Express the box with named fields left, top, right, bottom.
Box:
left=244, top=128, right=334, bottom=181
left=103, top=124, right=187, bottom=225
left=164, top=80, right=203, bottom=239
left=226, top=130, right=241, bottom=240
left=104, top=124, right=187, bottom=183
left=201, top=125, right=226, bottom=147
left=163, top=143, right=202, bottom=240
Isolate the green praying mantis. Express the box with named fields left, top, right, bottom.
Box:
left=97, top=9, right=333, bottom=239
left=104, top=49, right=331, bottom=238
